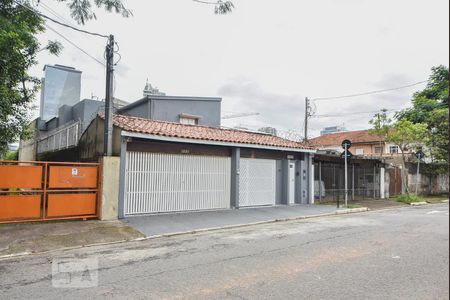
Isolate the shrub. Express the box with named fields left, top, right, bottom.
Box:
left=396, top=194, right=424, bottom=204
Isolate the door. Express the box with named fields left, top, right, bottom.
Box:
left=124, top=152, right=231, bottom=215
left=239, top=158, right=276, bottom=207
left=389, top=167, right=402, bottom=196
left=295, top=160, right=308, bottom=204
left=288, top=161, right=295, bottom=204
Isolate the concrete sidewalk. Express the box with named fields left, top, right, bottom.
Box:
left=123, top=204, right=340, bottom=237
left=0, top=220, right=144, bottom=257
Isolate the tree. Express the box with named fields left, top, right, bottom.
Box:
left=370, top=111, right=428, bottom=194
left=368, top=108, right=392, bottom=158
left=396, top=65, right=449, bottom=163
left=386, top=119, right=428, bottom=194
left=0, top=0, right=233, bottom=156
left=0, top=0, right=43, bottom=156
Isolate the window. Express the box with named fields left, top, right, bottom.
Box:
left=389, top=145, right=399, bottom=154
left=179, top=113, right=200, bottom=125
left=355, top=148, right=364, bottom=155
left=374, top=146, right=383, bottom=154
left=180, top=117, right=197, bottom=125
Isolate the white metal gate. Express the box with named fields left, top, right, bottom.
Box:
left=239, top=158, right=276, bottom=207
left=124, top=152, right=231, bottom=215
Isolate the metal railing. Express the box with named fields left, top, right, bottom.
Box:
left=37, top=121, right=80, bottom=154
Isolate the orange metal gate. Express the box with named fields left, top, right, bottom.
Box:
left=0, top=160, right=101, bottom=223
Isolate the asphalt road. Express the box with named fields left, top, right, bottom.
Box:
left=0, top=204, right=448, bottom=300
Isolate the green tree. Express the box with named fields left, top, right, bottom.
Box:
left=397, top=65, right=449, bottom=162
left=368, top=108, right=392, bottom=158
left=387, top=119, right=428, bottom=194
left=0, top=0, right=42, bottom=156
left=369, top=109, right=428, bottom=194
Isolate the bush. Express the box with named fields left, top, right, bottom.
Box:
left=396, top=194, right=424, bottom=204
left=3, top=151, right=18, bottom=160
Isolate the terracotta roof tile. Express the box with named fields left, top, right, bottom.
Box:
left=102, top=114, right=312, bottom=150
left=309, top=130, right=385, bottom=146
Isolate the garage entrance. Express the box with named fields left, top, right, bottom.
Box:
left=239, top=158, right=277, bottom=207
left=124, top=151, right=231, bottom=215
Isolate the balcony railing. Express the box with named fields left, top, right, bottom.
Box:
left=37, top=121, right=80, bottom=154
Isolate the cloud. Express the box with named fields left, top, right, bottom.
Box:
left=218, top=79, right=306, bottom=131
left=217, top=74, right=420, bottom=138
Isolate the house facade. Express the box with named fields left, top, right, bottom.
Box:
left=309, top=129, right=406, bottom=158
left=79, top=114, right=316, bottom=217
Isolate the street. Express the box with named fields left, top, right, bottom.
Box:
left=0, top=204, right=448, bottom=300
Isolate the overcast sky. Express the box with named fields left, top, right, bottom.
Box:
left=30, top=0, right=449, bottom=137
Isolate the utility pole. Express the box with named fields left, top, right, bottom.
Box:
left=104, top=34, right=114, bottom=156
left=304, top=97, right=310, bottom=142
left=344, top=143, right=348, bottom=207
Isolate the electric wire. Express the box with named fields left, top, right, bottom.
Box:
left=312, top=109, right=398, bottom=118
left=14, top=0, right=109, bottom=38
left=311, top=80, right=427, bottom=101
left=44, top=24, right=106, bottom=67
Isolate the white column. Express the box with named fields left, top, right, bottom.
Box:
left=380, top=167, right=385, bottom=199
left=309, top=155, right=314, bottom=204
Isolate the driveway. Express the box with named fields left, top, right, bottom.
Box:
left=122, top=204, right=338, bottom=237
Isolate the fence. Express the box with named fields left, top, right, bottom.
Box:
left=37, top=121, right=80, bottom=154
left=314, top=161, right=381, bottom=204
left=0, top=160, right=101, bottom=223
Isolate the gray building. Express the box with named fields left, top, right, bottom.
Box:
left=39, top=65, right=82, bottom=121
left=320, top=125, right=347, bottom=136
left=118, top=95, right=222, bottom=127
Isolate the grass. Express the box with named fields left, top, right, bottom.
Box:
left=345, top=203, right=363, bottom=209
left=396, top=194, right=424, bottom=204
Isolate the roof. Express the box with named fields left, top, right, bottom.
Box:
left=309, top=130, right=385, bottom=147
left=103, top=114, right=312, bottom=150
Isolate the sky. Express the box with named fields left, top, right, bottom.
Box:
left=29, top=0, right=449, bottom=138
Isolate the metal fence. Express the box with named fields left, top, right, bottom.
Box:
left=37, top=121, right=80, bottom=154
left=0, top=160, right=101, bottom=223
left=314, top=161, right=381, bottom=204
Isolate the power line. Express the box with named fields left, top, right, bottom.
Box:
left=312, top=109, right=398, bottom=118
left=14, top=0, right=109, bottom=38
left=38, top=1, right=74, bottom=26
left=44, top=24, right=105, bottom=66
left=311, top=80, right=427, bottom=101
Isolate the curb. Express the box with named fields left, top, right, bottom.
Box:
left=410, top=201, right=428, bottom=206
left=140, top=208, right=370, bottom=240
left=336, top=207, right=369, bottom=214
left=0, top=207, right=371, bottom=259
left=441, top=200, right=449, bottom=203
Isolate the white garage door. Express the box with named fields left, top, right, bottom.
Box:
left=124, top=152, right=231, bottom=215
left=239, top=158, right=276, bottom=207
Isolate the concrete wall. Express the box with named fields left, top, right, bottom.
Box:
left=408, top=173, right=449, bottom=195
left=121, top=101, right=149, bottom=119
left=79, top=117, right=122, bottom=161
left=119, top=96, right=222, bottom=127
left=152, top=99, right=221, bottom=127
left=72, top=99, right=104, bottom=132
left=101, top=156, right=120, bottom=220
left=18, top=139, right=36, bottom=161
